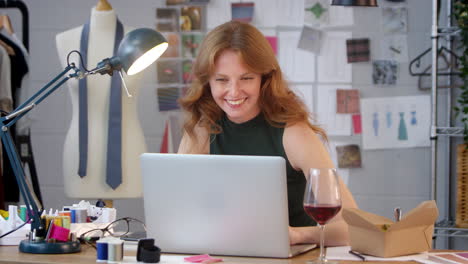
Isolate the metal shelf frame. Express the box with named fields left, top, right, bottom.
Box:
left=435, top=220, right=468, bottom=238
left=436, top=127, right=464, bottom=137
left=430, top=0, right=467, bottom=242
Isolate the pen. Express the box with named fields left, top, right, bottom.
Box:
left=394, top=207, right=401, bottom=222
left=349, top=250, right=366, bottom=261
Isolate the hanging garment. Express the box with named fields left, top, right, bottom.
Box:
left=0, top=44, right=12, bottom=113
left=0, top=44, right=12, bottom=209
left=1, top=28, right=31, bottom=136
left=0, top=34, right=28, bottom=92
left=0, top=32, right=29, bottom=203
left=0, top=27, right=41, bottom=205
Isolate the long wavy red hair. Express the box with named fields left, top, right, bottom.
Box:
left=179, top=21, right=327, bottom=142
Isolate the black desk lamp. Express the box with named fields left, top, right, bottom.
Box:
left=0, top=28, right=168, bottom=254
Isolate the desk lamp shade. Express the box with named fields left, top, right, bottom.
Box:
left=331, top=0, right=378, bottom=6
left=117, top=28, right=168, bottom=75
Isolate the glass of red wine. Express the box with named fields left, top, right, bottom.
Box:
left=303, top=168, right=342, bottom=264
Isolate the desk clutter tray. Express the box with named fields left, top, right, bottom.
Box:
left=456, top=144, right=468, bottom=228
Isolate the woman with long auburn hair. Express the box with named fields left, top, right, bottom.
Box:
left=178, top=21, right=357, bottom=246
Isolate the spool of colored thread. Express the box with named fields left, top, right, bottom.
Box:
left=107, top=239, right=124, bottom=263
left=70, top=209, right=76, bottom=223
left=96, top=238, right=108, bottom=262
left=53, top=216, right=63, bottom=227
left=19, top=205, right=27, bottom=222
left=74, top=208, right=87, bottom=223
left=8, top=205, right=17, bottom=229
left=61, top=216, right=71, bottom=229
left=45, top=215, right=54, bottom=230
left=48, top=224, right=70, bottom=242
left=58, top=211, right=71, bottom=218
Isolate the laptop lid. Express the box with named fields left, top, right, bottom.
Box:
left=140, top=153, right=306, bottom=258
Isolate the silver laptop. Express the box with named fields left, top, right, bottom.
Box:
left=140, top=153, right=316, bottom=258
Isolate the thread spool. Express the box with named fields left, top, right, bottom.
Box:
left=70, top=209, right=76, bottom=223
left=61, top=216, right=71, bottom=229
left=96, top=238, right=108, bottom=262
left=73, top=208, right=87, bottom=223
left=58, top=210, right=71, bottom=218
left=107, top=239, right=124, bottom=263
left=19, top=205, right=27, bottom=222
left=8, top=205, right=17, bottom=229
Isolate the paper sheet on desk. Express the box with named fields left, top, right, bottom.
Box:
left=121, top=255, right=190, bottom=263
left=123, top=242, right=291, bottom=264
left=326, top=246, right=429, bottom=262
left=417, top=253, right=468, bottom=264
left=122, top=255, right=291, bottom=264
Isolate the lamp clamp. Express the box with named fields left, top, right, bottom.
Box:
left=92, top=57, right=122, bottom=76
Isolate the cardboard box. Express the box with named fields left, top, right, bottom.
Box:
left=342, top=200, right=439, bottom=258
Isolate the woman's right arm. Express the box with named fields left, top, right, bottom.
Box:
left=177, top=125, right=210, bottom=154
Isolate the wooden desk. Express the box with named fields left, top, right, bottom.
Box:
left=0, top=245, right=424, bottom=264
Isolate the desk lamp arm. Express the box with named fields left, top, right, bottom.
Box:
left=0, top=63, right=80, bottom=234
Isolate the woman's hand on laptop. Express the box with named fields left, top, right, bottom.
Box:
left=288, top=226, right=302, bottom=245
left=288, top=220, right=351, bottom=246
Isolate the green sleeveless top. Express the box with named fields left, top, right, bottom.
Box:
left=210, top=113, right=316, bottom=227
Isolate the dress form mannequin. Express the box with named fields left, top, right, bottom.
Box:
left=96, top=0, right=112, bottom=11
left=55, top=6, right=146, bottom=198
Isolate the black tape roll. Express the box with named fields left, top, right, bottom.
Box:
left=137, top=239, right=161, bottom=263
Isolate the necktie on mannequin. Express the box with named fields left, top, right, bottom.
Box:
left=78, top=19, right=124, bottom=189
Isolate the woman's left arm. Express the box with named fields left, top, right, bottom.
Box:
left=283, top=122, right=358, bottom=246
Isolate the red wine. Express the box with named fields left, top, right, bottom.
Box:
left=304, top=204, right=341, bottom=225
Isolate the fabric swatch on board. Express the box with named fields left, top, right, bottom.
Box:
left=346, top=38, right=370, bottom=63
left=336, top=89, right=360, bottom=114
left=157, top=87, right=181, bottom=111
left=336, top=145, right=362, bottom=168
left=231, top=2, right=254, bottom=22
left=372, top=60, right=398, bottom=85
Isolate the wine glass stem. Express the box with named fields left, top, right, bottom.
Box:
left=319, top=224, right=326, bottom=263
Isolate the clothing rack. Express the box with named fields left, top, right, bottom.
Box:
left=0, top=0, right=29, bottom=51
left=0, top=0, right=42, bottom=207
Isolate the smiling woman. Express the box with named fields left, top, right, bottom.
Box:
left=177, top=20, right=358, bottom=246
left=209, top=49, right=262, bottom=124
